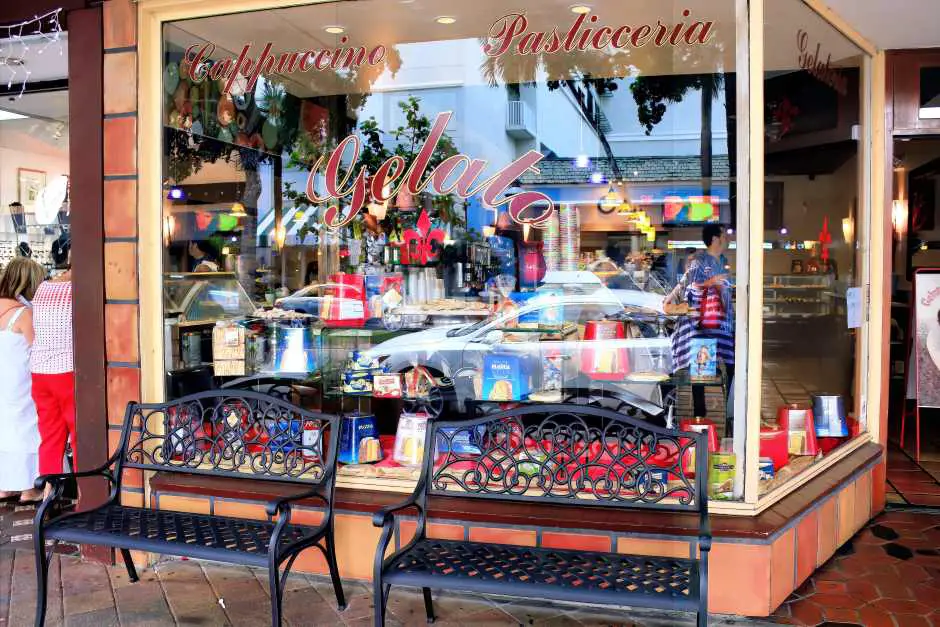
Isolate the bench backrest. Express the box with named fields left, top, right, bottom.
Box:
left=117, top=390, right=340, bottom=487
left=421, top=404, right=709, bottom=514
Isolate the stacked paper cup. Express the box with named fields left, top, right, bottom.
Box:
left=559, top=203, right=579, bottom=271
left=545, top=209, right=560, bottom=272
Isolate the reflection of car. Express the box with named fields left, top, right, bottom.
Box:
left=274, top=283, right=365, bottom=320
left=361, top=282, right=671, bottom=417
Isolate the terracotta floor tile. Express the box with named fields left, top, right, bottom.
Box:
left=893, top=614, right=931, bottom=627
left=814, top=580, right=848, bottom=594
left=907, top=494, right=940, bottom=506
left=872, top=598, right=933, bottom=615
left=810, top=593, right=866, bottom=609
left=875, top=580, right=917, bottom=600
left=858, top=604, right=900, bottom=627
left=821, top=606, right=861, bottom=623
left=789, top=601, right=825, bottom=626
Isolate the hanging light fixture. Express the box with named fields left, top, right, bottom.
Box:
left=892, top=199, right=908, bottom=239
left=598, top=184, right=622, bottom=214
left=842, top=215, right=855, bottom=244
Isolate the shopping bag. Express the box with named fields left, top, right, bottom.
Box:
left=699, top=286, right=725, bottom=330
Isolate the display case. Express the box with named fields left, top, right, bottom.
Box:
left=163, top=273, right=257, bottom=391
left=762, top=274, right=835, bottom=321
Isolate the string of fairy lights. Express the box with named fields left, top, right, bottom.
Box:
left=0, top=9, right=64, bottom=97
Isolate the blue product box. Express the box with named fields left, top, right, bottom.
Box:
left=689, top=338, right=718, bottom=379
left=365, top=275, right=382, bottom=300
left=481, top=353, right=532, bottom=401
left=509, top=292, right=539, bottom=325
left=436, top=425, right=485, bottom=456
left=338, top=414, right=382, bottom=464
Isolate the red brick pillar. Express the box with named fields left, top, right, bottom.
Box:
left=102, top=0, right=145, bottom=515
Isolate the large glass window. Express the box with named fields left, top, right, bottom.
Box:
left=160, top=0, right=748, bottom=498
left=759, top=0, right=869, bottom=496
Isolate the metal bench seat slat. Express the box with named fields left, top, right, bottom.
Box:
left=384, top=539, right=698, bottom=611
left=44, top=504, right=318, bottom=564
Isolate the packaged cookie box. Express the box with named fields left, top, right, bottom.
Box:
left=481, top=353, right=533, bottom=401
left=212, top=322, right=246, bottom=361
left=338, top=414, right=382, bottom=465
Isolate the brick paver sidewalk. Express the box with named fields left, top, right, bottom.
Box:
left=4, top=505, right=939, bottom=626
left=0, top=550, right=771, bottom=627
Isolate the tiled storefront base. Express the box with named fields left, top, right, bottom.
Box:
left=145, top=460, right=878, bottom=618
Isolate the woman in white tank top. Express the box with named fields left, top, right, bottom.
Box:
left=0, top=257, right=46, bottom=503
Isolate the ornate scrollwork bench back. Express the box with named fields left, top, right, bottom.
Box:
left=33, top=390, right=346, bottom=627
left=117, top=390, right=340, bottom=490
left=425, top=404, right=708, bottom=513
left=373, top=404, right=712, bottom=627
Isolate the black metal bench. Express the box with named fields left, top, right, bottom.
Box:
left=373, top=404, right=711, bottom=626
left=33, top=390, right=345, bottom=627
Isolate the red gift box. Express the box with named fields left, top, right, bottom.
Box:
left=323, top=273, right=366, bottom=328
left=581, top=320, right=630, bottom=381
left=759, top=425, right=789, bottom=470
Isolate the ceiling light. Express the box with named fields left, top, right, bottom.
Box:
left=590, top=172, right=604, bottom=184
left=570, top=5, right=592, bottom=14
left=230, top=202, right=248, bottom=218
left=324, top=25, right=345, bottom=34
left=575, top=154, right=590, bottom=168
left=435, top=16, right=457, bottom=25
left=0, top=109, right=27, bottom=122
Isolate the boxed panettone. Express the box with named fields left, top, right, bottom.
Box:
left=394, top=412, right=430, bottom=466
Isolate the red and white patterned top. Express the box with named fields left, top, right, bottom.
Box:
left=30, top=281, right=73, bottom=374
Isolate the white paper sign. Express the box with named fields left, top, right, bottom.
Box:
left=846, top=287, right=862, bottom=329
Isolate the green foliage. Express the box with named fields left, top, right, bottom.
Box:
left=630, top=74, right=724, bottom=135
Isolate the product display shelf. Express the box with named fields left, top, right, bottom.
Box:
left=763, top=274, right=835, bottom=321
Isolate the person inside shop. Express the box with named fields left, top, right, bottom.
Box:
left=189, top=239, right=220, bottom=272
left=0, top=257, right=47, bottom=504
left=31, top=237, right=75, bottom=499
left=665, top=224, right=735, bottom=423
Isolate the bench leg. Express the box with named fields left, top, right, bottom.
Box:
left=422, top=587, right=435, bottom=624
left=33, top=534, right=53, bottom=627
left=325, top=534, right=346, bottom=611
left=119, top=549, right=139, bottom=583
left=268, top=565, right=283, bottom=627
left=373, top=582, right=390, bottom=627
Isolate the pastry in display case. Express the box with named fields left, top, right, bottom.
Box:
left=763, top=273, right=834, bottom=320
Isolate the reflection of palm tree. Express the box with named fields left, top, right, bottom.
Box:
left=631, top=74, right=725, bottom=195
left=481, top=33, right=728, bottom=191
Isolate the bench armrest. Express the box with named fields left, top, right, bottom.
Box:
left=265, top=486, right=326, bottom=518
left=372, top=495, right=423, bottom=528
left=34, top=453, right=121, bottom=491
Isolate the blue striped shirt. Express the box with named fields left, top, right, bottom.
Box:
left=669, top=252, right=735, bottom=372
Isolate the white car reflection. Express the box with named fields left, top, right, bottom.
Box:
left=361, top=288, right=671, bottom=417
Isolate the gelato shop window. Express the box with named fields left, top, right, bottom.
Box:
left=159, top=0, right=752, bottom=498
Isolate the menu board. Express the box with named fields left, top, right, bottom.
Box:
left=911, top=269, right=940, bottom=408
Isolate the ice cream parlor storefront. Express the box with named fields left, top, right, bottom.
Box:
left=120, top=0, right=888, bottom=616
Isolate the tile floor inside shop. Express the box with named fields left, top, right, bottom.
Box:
left=2, top=501, right=940, bottom=626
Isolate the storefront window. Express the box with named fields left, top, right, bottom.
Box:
left=759, top=0, right=869, bottom=495
left=160, top=0, right=748, bottom=498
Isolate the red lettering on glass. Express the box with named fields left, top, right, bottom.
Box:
left=484, top=9, right=713, bottom=57
left=797, top=30, right=849, bottom=96
left=305, top=112, right=554, bottom=230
